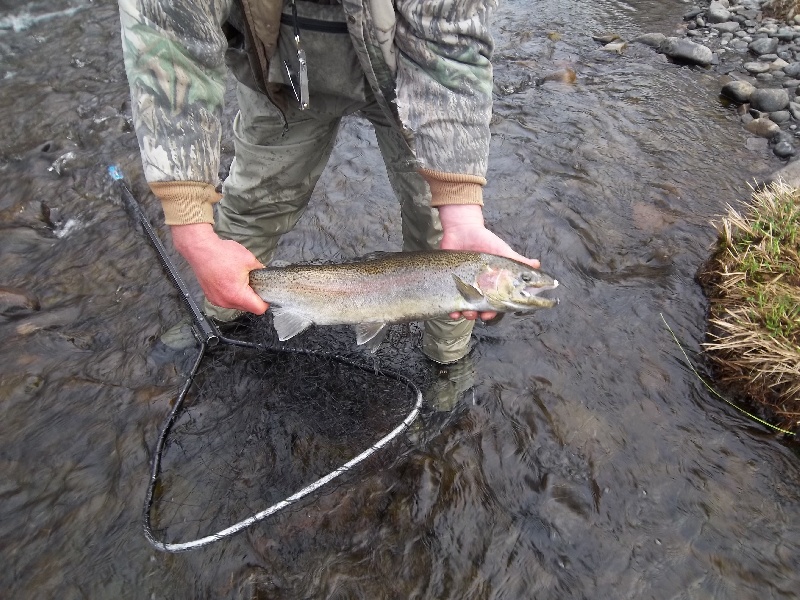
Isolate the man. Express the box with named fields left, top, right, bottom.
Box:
left=118, top=0, right=539, bottom=364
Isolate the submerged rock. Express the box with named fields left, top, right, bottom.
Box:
left=633, top=33, right=666, bottom=48
left=745, top=117, right=781, bottom=137
left=659, top=37, right=714, bottom=65
left=0, top=286, right=40, bottom=317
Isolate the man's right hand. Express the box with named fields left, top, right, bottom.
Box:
left=170, top=223, right=269, bottom=315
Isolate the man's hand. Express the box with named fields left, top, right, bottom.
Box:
left=170, top=223, right=269, bottom=315
left=438, top=204, right=540, bottom=321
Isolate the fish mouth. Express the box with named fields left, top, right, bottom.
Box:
left=509, top=279, right=559, bottom=308
left=519, top=279, right=559, bottom=299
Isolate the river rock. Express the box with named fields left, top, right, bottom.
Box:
left=745, top=117, right=781, bottom=137
left=721, top=79, right=755, bottom=102
left=783, top=62, right=800, bottom=78
left=711, top=21, right=740, bottom=33
left=744, top=61, right=771, bottom=74
left=750, top=87, right=790, bottom=111
left=684, top=7, right=703, bottom=20
left=749, top=37, right=780, bottom=55
left=789, top=101, right=800, bottom=119
left=773, top=140, right=796, bottom=157
left=772, top=57, right=790, bottom=69
left=771, top=110, right=792, bottom=123
left=634, top=33, right=666, bottom=48
left=659, top=37, right=714, bottom=65
left=707, top=1, right=732, bottom=23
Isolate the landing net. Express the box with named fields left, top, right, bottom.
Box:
left=111, top=169, right=427, bottom=552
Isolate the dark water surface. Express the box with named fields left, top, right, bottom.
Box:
left=1, top=0, right=798, bottom=598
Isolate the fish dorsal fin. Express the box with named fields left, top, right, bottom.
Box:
left=355, top=322, right=388, bottom=352
left=453, top=275, right=484, bottom=304
left=271, top=307, right=314, bottom=341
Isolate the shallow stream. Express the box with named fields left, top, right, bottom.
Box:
left=0, top=1, right=798, bottom=598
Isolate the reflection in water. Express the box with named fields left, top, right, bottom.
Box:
left=0, top=0, right=798, bottom=598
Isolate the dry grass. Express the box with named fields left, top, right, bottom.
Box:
left=697, top=181, right=800, bottom=435
left=764, top=0, right=800, bottom=21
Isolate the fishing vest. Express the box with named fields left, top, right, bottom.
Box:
left=228, top=0, right=368, bottom=109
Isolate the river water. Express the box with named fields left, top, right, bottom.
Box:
left=1, top=0, right=798, bottom=598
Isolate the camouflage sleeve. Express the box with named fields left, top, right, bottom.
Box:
left=118, top=0, right=231, bottom=223
left=393, top=0, right=497, bottom=182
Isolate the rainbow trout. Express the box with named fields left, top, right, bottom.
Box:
left=249, top=251, right=559, bottom=349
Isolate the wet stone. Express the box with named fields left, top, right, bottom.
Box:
left=744, top=61, right=771, bottom=74
left=634, top=33, right=666, bottom=48
left=684, top=7, right=703, bottom=20
left=711, top=22, right=740, bottom=34
left=750, top=87, right=790, bottom=112
left=773, top=140, right=796, bottom=157
left=783, top=62, right=800, bottom=78
left=707, top=1, right=731, bottom=23
left=721, top=80, right=755, bottom=103
left=659, top=37, right=714, bottom=65
left=750, top=37, right=780, bottom=55
left=745, top=117, right=781, bottom=137
left=770, top=110, right=792, bottom=123
left=0, top=286, right=40, bottom=317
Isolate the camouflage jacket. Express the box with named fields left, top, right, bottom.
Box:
left=118, top=0, right=497, bottom=225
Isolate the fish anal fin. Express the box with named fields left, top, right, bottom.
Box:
left=355, top=322, right=388, bottom=352
left=272, top=308, right=314, bottom=341
left=453, top=275, right=485, bottom=304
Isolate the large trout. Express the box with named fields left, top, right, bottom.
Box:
left=249, top=251, right=559, bottom=349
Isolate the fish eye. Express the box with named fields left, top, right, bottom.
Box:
left=521, top=273, right=532, bottom=282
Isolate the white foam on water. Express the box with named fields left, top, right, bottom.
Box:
left=54, top=218, right=82, bottom=239
left=0, top=6, right=84, bottom=33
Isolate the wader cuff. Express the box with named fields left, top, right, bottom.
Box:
left=149, top=181, right=222, bottom=225
left=419, top=168, right=485, bottom=207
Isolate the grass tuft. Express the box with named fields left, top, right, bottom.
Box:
left=697, top=181, right=800, bottom=435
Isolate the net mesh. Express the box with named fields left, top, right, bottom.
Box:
left=145, top=315, right=448, bottom=550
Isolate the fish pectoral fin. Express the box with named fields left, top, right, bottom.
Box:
left=453, top=275, right=484, bottom=304
left=271, top=308, right=314, bottom=341
left=355, top=323, right=388, bottom=352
